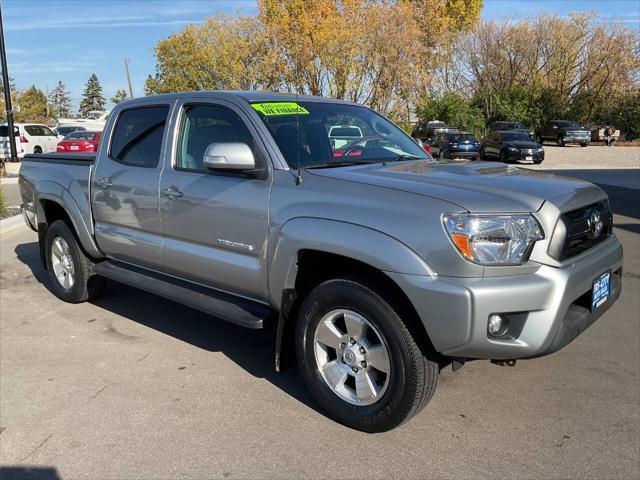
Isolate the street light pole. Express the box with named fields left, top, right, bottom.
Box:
left=0, top=2, right=18, bottom=163
left=124, top=58, right=134, bottom=98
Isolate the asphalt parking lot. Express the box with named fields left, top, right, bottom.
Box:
left=1, top=167, right=639, bottom=479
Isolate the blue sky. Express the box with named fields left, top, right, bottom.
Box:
left=2, top=0, right=638, bottom=111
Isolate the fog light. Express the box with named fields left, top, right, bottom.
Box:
left=488, top=314, right=508, bottom=337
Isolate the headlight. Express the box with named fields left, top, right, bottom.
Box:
left=508, top=146, right=519, bottom=152
left=443, top=214, right=544, bottom=265
left=537, top=147, right=544, bottom=153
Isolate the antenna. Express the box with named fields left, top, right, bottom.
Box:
left=294, top=17, right=302, bottom=186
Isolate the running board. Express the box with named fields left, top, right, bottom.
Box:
left=93, top=261, right=270, bottom=329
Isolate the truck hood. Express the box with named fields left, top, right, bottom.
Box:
left=307, top=160, right=603, bottom=212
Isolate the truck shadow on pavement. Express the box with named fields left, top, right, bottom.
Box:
left=0, top=466, right=62, bottom=480
left=14, top=241, right=320, bottom=416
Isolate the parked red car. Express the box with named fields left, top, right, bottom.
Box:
left=56, top=131, right=101, bottom=153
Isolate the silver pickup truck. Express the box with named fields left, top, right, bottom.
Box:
left=19, top=92, right=623, bottom=432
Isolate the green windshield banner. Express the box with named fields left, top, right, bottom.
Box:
left=251, top=102, right=309, bottom=116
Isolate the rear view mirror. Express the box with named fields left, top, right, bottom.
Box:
left=203, top=142, right=255, bottom=171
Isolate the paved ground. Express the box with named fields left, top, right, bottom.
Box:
left=1, top=171, right=639, bottom=479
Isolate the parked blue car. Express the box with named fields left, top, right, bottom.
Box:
left=430, top=132, right=481, bottom=160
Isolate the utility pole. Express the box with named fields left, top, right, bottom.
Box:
left=0, top=2, right=18, bottom=163
left=124, top=58, right=134, bottom=98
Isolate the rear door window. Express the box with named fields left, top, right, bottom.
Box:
left=110, top=106, right=169, bottom=168
left=25, top=125, right=43, bottom=136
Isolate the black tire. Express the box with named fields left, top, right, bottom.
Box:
left=479, top=147, right=486, bottom=160
left=534, top=159, right=543, bottom=164
left=500, top=149, right=510, bottom=163
left=295, top=279, right=439, bottom=432
left=580, top=142, right=588, bottom=147
left=44, top=220, right=104, bottom=303
left=33, top=146, right=43, bottom=154
left=557, top=136, right=565, bottom=147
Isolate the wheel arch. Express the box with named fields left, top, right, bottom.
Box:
left=269, top=218, right=438, bottom=371
left=35, top=183, right=104, bottom=265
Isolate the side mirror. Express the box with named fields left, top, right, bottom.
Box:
left=203, top=142, right=255, bottom=171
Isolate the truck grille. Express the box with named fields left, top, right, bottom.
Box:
left=548, top=200, right=613, bottom=261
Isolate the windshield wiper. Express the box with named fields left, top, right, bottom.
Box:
left=305, top=160, right=372, bottom=169
left=390, top=153, right=421, bottom=162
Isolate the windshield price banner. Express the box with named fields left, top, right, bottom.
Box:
left=251, top=102, right=309, bottom=116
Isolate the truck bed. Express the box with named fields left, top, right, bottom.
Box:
left=22, top=152, right=96, bottom=164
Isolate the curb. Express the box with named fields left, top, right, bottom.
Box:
left=0, top=177, right=19, bottom=185
left=0, top=213, right=26, bottom=235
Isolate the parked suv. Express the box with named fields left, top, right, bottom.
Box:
left=20, top=92, right=622, bottom=432
left=535, top=120, right=590, bottom=147
left=0, top=123, right=59, bottom=160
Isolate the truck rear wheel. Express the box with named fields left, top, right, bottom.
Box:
left=295, top=279, right=439, bottom=432
left=45, top=220, right=104, bottom=303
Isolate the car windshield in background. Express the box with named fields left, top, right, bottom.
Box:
left=58, top=127, right=86, bottom=136
left=252, top=101, right=428, bottom=168
left=504, top=122, right=525, bottom=129
left=448, top=134, right=477, bottom=142
left=66, top=131, right=97, bottom=140
left=502, top=132, right=532, bottom=142
left=556, top=121, right=582, bottom=129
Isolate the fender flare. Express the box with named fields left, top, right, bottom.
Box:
left=268, top=217, right=434, bottom=371
left=34, top=181, right=104, bottom=260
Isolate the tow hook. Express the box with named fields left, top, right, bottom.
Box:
left=491, top=359, right=517, bottom=367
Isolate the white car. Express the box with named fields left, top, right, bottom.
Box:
left=328, top=125, right=363, bottom=149
left=0, top=123, right=59, bottom=160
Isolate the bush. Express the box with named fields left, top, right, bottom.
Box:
left=416, top=92, right=486, bottom=137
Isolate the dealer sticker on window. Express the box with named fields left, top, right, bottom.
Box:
left=592, top=271, right=611, bottom=311
left=251, top=102, right=309, bottom=116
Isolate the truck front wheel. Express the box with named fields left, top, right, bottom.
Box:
left=45, top=220, right=104, bottom=303
left=295, top=279, right=439, bottom=432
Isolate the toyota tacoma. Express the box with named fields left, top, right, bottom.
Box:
left=19, top=92, right=622, bottom=432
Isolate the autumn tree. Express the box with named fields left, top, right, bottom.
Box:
left=48, top=81, right=72, bottom=118
left=79, top=74, right=106, bottom=117
left=146, top=15, right=284, bottom=94
left=14, top=86, right=50, bottom=123
left=111, top=89, right=128, bottom=104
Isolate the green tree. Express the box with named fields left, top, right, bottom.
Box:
left=15, top=86, right=50, bottom=123
left=111, top=89, right=128, bottom=104
left=416, top=92, right=486, bottom=136
left=48, top=80, right=72, bottom=118
left=79, top=74, right=105, bottom=117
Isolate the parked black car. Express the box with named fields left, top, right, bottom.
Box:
left=431, top=132, right=481, bottom=160
left=411, top=121, right=457, bottom=143
left=489, top=121, right=532, bottom=136
left=480, top=131, right=544, bottom=164
left=535, top=120, right=590, bottom=147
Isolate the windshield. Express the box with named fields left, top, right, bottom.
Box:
left=253, top=101, right=428, bottom=168
left=57, top=126, right=85, bottom=136
left=447, top=133, right=477, bottom=142
left=556, top=121, right=582, bottom=129
left=502, top=132, right=532, bottom=142
left=65, top=131, right=97, bottom=140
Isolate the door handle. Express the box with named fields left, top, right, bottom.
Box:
left=160, top=186, right=183, bottom=200
left=96, top=177, right=112, bottom=189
